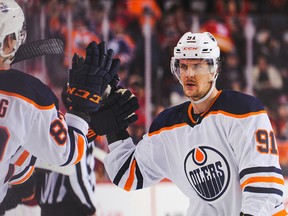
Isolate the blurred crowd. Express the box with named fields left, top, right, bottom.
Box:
left=14, top=0, right=288, bottom=179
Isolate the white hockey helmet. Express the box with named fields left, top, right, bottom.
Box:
left=0, top=0, right=26, bottom=61
left=171, top=31, right=220, bottom=80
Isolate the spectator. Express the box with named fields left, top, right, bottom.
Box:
left=63, top=15, right=100, bottom=67
left=127, top=74, right=146, bottom=142
left=218, top=51, right=246, bottom=92
left=274, top=95, right=288, bottom=140
left=252, top=54, right=283, bottom=108
left=108, top=14, right=135, bottom=67
left=200, top=19, right=235, bottom=53
left=158, top=2, right=190, bottom=106
left=254, top=26, right=282, bottom=67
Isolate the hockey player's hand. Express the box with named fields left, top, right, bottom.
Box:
left=66, top=41, right=120, bottom=121
left=62, top=74, right=121, bottom=112
left=89, top=88, right=139, bottom=136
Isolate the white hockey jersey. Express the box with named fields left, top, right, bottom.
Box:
left=104, top=90, right=287, bottom=216
left=0, top=69, right=88, bottom=203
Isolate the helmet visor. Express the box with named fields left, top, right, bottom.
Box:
left=171, top=57, right=215, bottom=79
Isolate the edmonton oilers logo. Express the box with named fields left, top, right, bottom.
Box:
left=184, top=146, right=230, bottom=201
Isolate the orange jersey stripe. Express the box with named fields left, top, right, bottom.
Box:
left=201, top=90, right=222, bottom=116
left=148, top=123, right=187, bottom=137
left=124, top=159, right=136, bottom=191
left=149, top=92, right=265, bottom=137
left=10, top=166, right=35, bottom=185
left=188, top=90, right=222, bottom=123
left=207, top=110, right=267, bottom=119
left=21, top=193, right=35, bottom=202
left=188, top=104, right=197, bottom=124
left=73, top=134, right=85, bottom=164
left=14, top=150, right=29, bottom=166
left=87, top=128, right=97, bottom=139
left=241, top=176, right=284, bottom=189
left=0, top=90, right=55, bottom=110
left=273, top=209, right=287, bottom=216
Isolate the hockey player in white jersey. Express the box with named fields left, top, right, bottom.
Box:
left=34, top=55, right=139, bottom=216
left=0, top=0, right=119, bottom=206
left=103, top=31, right=287, bottom=216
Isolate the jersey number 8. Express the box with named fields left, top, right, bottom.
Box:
left=0, top=127, right=9, bottom=162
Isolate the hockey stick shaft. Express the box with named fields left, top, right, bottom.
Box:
left=34, top=146, right=107, bottom=175
left=93, top=146, right=107, bottom=162
left=35, top=160, right=75, bottom=176
left=11, top=38, right=64, bottom=64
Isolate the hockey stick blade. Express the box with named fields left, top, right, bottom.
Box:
left=11, top=38, right=64, bottom=64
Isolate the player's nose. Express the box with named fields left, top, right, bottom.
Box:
left=186, top=67, right=195, bottom=77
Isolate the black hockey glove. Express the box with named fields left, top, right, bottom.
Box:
left=62, top=74, right=121, bottom=111
left=66, top=41, right=120, bottom=121
left=89, top=88, right=139, bottom=137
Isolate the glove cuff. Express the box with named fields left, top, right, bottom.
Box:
left=86, top=128, right=98, bottom=143
left=106, top=129, right=130, bottom=144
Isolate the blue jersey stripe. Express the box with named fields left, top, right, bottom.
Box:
left=239, top=166, right=282, bottom=179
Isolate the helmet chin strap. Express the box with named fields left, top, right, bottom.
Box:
left=188, top=73, right=218, bottom=104
left=0, top=45, right=16, bottom=65
left=1, top=54, right=13, bottom=64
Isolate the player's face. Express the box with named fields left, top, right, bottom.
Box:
left=179, top=59, right=214, bottom=101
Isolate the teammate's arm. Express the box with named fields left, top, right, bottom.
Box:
left=25, top=41, right=120, bottom=166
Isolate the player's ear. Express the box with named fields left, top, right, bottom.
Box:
left=208, top=72, right=215, bottom=82
left=3, top=34, right=16, bottom=54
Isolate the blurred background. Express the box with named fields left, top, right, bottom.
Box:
left=10, top=0, right=288, bottom=214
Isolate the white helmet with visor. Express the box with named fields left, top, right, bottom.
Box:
left=170, top=32, right=221, bottom=104
left=171, top=31, right=220, bottom=80
left=0, top=0, right=26, bottom=63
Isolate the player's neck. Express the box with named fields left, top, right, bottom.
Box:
left=192, top=89, right=219, bottom=114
